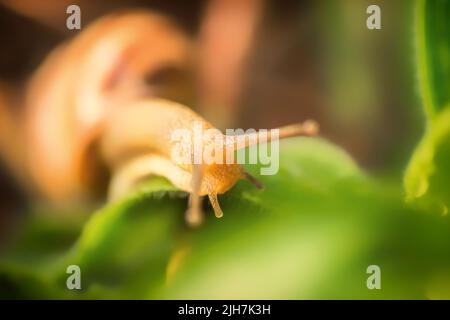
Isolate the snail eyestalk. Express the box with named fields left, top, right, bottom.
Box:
left=208, top=193, right=223, bottom=218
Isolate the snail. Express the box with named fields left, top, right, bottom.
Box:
left=100, top=98, right=318, bottom=226
left=18, top=10, right=319, bottom=225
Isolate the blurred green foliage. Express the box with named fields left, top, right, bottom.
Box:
left=404, top=0, right=450, bottom=214
left=1, top=138, right=450, bottom=299
left=1, top=0, right=450, bottom=300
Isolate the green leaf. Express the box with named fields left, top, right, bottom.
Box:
left=405, top=108, right=450, bottom=214
left=0, top=178, right=186, bottom=299
left=59, top=178, right=187, bottom=298
left=162, top=138, right=450, bottom=299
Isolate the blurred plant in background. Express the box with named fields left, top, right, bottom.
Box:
left=404, top=0, right=450, bottom=216
left=0, top=0, right=449, bottom=299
